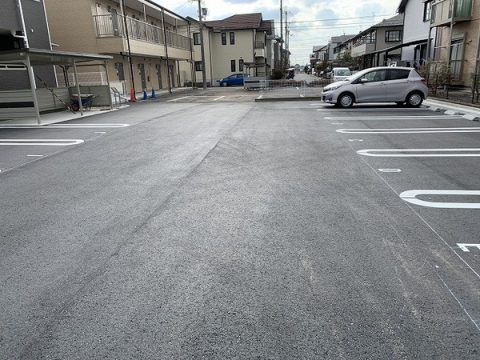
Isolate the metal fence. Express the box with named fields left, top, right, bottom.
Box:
left=258, top=79, right=331, bottom=98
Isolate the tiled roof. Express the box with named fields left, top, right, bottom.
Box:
left=374, top=13, right=404, bottom=28
left=204, top=13, right=264, bottom=30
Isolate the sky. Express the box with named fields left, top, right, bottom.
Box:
left=152, top=0, right=400, bottom=66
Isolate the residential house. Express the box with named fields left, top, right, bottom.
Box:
left=44, top=0, right=193, bottom=95
left=325, top=35, right=356, bottom=62
left=351, top=14, right=404, bottom=68
left=397, top=0, right=435, bottom=67
left=186, top=13, right=275, bottom=86
left=428, top=0, right=478, bottom=85
left=310, top=45, right=327, bottom=69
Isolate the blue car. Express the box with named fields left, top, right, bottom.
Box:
left=218, top=73, right=250, bottom=86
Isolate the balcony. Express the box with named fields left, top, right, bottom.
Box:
left=431, top=0, right=472, bottom=27
left=254, top=41, right=265, bottom=58
left=93, top=14, right=191, bottom=58
left=352, top=42, right=375, bottom=57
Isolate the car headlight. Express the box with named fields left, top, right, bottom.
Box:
left=324, top=85, right=342, bottom=92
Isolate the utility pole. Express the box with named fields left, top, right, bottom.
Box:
left=285, top=10, right=288, bottom=69
left=280, top=0, right=283, bottom=72
left=197, top=0, right=207, bottom=89
left=120, top=0, right=136, bottom=101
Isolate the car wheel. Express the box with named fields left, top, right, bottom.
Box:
left=337, top=93, right=354, bottom=108
left=221, top=82, right=228, bottom=87
left=406, top=91, right=423, bottom=107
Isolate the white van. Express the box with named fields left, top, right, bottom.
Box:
left=331, top=67, right=351, bottom=82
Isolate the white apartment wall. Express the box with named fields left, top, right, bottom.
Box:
left=402, top=0, right=433, bottom=62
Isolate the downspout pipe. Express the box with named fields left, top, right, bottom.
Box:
left=161, top=9, right=172, bottom=93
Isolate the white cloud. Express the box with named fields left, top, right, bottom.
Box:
left=152, top=0, right=399, bottom=65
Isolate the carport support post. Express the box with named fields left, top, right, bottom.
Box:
left=73, top=60, right=84, bottom=116
left=103, top=61, right=113, bottom=110
left=25, top=55, right=41, bottom=124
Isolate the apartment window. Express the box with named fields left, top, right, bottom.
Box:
left=230, top=32, right=235, bottom=45
left=231, top=60, right=236, bottom=72
left=239, top=59, right=244, bottom=72
left=195, top=61, right=203, bottom=72
left=193, top=33, right=201, bottom=45
left=423, top=1, right=432, bottom=22
left=221, top=33, right=226, bottom=45
left=385, top=30, right=402, bottom=42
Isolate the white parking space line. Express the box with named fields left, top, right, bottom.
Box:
left=0, top=139, right=84, bottom=146
left=358, top=148, right=480, bottom=157
left=378, top=169, right=401, bottom=173
left=457, top=244, right=480, bottom=252
left=27, top=154, right=44, bottom=157
left=325, top=115, right=464, bottom=120
left=167, top=96, right=191, bottom=102
left=337, top=127, right=480, bottom=134
left=400, top=190, right=480, bottom=209
left=0, top=124, right=129, bottom=129
left=348, top=139, right=363, bottom=142
left=213, top=96, right=225, bottom=101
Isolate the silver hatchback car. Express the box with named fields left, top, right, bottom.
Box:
left=321, top=66, right=428, bottom=108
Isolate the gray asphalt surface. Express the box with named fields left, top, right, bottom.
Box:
left=1, top=91, right=479, bottom=359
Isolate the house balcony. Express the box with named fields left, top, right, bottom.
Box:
left=351, top=42, right=375, bottom=57
left=254, top=41, right=265, bottom=58
left=93, top=14, right=191, bottom=59
left=431, top=0, right=472, bottom=27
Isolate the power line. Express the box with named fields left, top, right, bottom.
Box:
left=288, top=13, right=395, bottom=24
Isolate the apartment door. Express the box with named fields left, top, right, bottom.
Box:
left=139, top=63, right=146, bottom=90
left=156, top=64, right=163, bottom=89
left=110, top=9, right=119, bottom=36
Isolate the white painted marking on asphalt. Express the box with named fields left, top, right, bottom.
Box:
left=213, top=96, right=225, bottom=101
left=27, top=154, right=44, bottom=157
left=457, top=243, right=480, bottom=252
left=400, top=190, right=480, bottom=209
left=167, top=96, right=191, bottom=102
left=0, top=124, right=130, bottom=129
left=337, top=127, right=480, bottom=134
left=358, top=148, right=480, bottom=157
left=95, top=132, right=106, bottom=134
left=0, top=139, right=84, bottom=146
left=331, top=123, right=344, bottom=125
left=258, top=95, right=263, bottom=99
left=378, top=169, right=401, bottom=173
left=348, top=139, right=363, bottom=142
left=325, top=115, right=463, bottom=120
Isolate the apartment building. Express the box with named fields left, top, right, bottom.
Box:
left=0, top=0, right=56, bottom=91
left=44, top=0, right=193, bottom=95
left=428, top=0, right=478, bottom=85
left=351, top=14, right=404, bottom=68
left=186, top=13, right=275, bottom=86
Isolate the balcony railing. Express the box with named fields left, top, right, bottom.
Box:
left=431, top=0, right=472, bottom=27
left=93, top=14, right=191, bottom=51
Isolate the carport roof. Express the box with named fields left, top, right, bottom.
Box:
left=0, top=48, right=112, bottom=66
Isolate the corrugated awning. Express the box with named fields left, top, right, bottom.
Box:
left=0, top=48, right=112, bottom=66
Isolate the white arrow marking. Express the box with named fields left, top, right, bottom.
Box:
left=457, top=243, right=480, bottom=252
left=400, top=190, right=480, bottom=209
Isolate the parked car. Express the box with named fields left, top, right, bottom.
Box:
left=321, top=66, right=428, bottom=108
left=218, top=73, right=250, bottom=86
left=331, top=67, right=351, bottom=82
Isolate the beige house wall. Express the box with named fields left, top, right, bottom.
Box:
left=432, top=2, right=480, bottom=85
